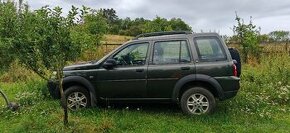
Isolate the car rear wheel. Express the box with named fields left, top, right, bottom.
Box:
left=180, top=87, right=216, bottom=115
left=64, top=86, right=91, bottom=110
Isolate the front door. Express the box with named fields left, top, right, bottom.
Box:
left=97, top=42, right=150, bottom=99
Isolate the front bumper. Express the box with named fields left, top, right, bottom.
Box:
left=47, top=80, right=60, bottom=99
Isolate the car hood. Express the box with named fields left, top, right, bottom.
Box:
left=63, top=61, right=100, bottom=71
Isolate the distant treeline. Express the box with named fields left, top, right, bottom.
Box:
left=99, top=8, right=192, bottom=36
left=224, top=30, right=290, bottom=44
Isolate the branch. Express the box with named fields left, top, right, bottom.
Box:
left=25, top=64, right=49, bottom=81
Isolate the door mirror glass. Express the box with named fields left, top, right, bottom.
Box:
left=103, top=59, right=117, bottom=69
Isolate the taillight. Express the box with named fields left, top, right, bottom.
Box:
left=233, top=64, right=238, bottom=77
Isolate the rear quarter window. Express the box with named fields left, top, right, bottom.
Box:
left=194, top=36, right=227, bottom=62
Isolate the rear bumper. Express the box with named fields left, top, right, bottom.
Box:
left=223, top=90, right=239, bottom=100
left=215, top=76, right=240, bottom=100
left=47, top=80, right=60, bottom=99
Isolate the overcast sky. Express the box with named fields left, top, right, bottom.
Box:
left=27, top=0, right=290, bottom=35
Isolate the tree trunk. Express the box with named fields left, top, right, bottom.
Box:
left=242, top=47, right=248, bottom=63
left=57, top=69, right=68, bottom=126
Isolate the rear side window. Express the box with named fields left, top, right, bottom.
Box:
left=153, top=40, right=191, bottom=64
left=194, top=37, right=227, bottom=61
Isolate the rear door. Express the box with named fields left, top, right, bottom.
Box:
left=147, top=39, right=195, bottom=98
left=192, top=35, right=234, bottom=91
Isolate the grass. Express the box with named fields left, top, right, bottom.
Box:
left=0, top=82, right=289, bottom=132
left=102, top=34, right=133, bottom=45
left=0, top=53, right=289, bottom=132
left=78, top=34, right=132, bottom=61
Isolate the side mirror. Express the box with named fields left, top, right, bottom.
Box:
left=103, top=59, right=117, bottom=69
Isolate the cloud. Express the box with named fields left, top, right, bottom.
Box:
left=27, top=0, right=290, bottom=35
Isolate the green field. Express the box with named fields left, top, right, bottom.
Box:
left=0, top=52, right=289, bottom=132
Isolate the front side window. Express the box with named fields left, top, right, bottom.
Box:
left=153, top=40, right=191, bottom=64
left=113, top=43, right=149, bottom=66
left=194, top=37, right=227, bottom=61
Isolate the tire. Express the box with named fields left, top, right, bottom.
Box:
left=64, top=86, right=91, bottom=110
left=228, top=48, right=241, bottom=77
left=180, top=87, right=216, bottom=115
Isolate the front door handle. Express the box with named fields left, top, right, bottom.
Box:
left=181, top=66, right=190, bottom=70
left=136, top=69, right=144, bottom=72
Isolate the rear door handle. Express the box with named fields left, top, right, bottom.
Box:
left=181, top=66, right=190, bottom=70
left=136, top=69, right=144, bottom=72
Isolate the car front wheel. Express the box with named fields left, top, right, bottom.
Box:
left=64, top=86, right=91, bottom=110
left=180, top=87, right=216, bottom=115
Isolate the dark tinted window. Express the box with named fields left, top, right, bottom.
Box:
left=113, top=43, right=149, bottom=66
left=194, top=37, right=227, bottom=61
left=153, top=40, right=190, bottom=64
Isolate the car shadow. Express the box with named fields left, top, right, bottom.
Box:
left=97, top=102, right=181, bottom=114
left=93, top=100, right=231, bottom=117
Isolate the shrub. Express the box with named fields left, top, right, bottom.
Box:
left=0, top=60, right=38, bottom=82
left=230, top=53, right=290, bottom=118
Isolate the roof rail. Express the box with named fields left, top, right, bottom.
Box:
left=133, top=31, right=192, bottom=40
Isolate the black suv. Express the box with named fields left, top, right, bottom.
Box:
left=48, top=31, right=240, bottom=115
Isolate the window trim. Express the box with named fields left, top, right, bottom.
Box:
left=151, top=40, right=192, bottom=65
left=193, top=36, right=227, bottom=62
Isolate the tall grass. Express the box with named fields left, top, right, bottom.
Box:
left=0, top=61, right=39, bottom=83
left=227, top=52, right=290, bottom=118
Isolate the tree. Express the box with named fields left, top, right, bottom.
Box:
left=120, top=17, right=132, bottom=30
left=169, top=18, right=192, bottom=31
left=233, top=13, right=261, bottom=63
left=99, top=8, right=119, bottom=34
left=99, top=8, right=118, bottom=24
left=127, top=18, right=148, bottom=36
left=142, top=16, right=192, bottom=33
left=143, top=16, right=170, bottom=33
left=71, top=6, right=108, bottom=60
left=97, top=8, right=193, bottom=36
left=0, top=1, right=18, bottom=70
left=12, top=5, right=107, bottom=125
left=269, top=30, right=290, bottom=42
left=258, top=34, right=270, bottom=43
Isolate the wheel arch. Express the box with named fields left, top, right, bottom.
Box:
left=172, top=74, right=224, bottom=103
left=63, top=76, right=97, bottom=107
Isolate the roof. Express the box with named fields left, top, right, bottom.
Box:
left=131, top=31, right=220, bottom=42
left=133, top=31, right=192, bottom=39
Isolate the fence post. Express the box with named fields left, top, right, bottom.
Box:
left=286, top=40, right=289, bottom=55
left=105, top=42, right=108, bottom=54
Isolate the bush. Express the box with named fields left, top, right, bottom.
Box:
left=233, top=14, right=261, bottom=63
left=0, top=60, right=38, bottom=82
left=14, top=80, right=47, bottom=106
left=228, top=53, right=290, bottom=118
